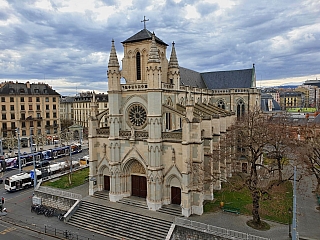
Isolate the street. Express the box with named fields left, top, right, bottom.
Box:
left=0, top=219, right=60, bottom=240
left=0, top=149, right=89, bottom=201
left=0, top=148, right=112, bottom=240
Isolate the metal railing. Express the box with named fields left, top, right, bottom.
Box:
left=1, top=216, right=95, bottom=240
left=174, top=217, right=271, bottom=240
left=37, top=186, right=82, bottom=200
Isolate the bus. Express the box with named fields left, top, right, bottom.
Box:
left=4, top=160, right=80, bottom=192
left=4, top=169, right=42, bottom=192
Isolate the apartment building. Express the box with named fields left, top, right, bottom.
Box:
left=0, top=81, right=60, bottom=148
left=279, top=91, right=305, bottom=109
left=60, top=96, right=75, bottom=121
left=73, top=91, right=108, bottom=129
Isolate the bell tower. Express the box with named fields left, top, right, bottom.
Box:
left=107, top=39, right=123, bottom=202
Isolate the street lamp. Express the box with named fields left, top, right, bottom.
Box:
left=79, top=128, right=83, bottom=145
left=288, top=207, right=292, bottom=238
left=15, top=128, right=21, bottom=173
left=291, top=166, right=298, bottom=240
left=30, top=128, right=37, bottom=188
left=0, top=139, right=3, bottom=156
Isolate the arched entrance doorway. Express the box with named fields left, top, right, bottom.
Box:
left=100, top=165, right=110, bottom=192
left=104, top=176, right=110, bottom=191
left=126, top=160, right=147, bottom=198
left=171, top=187, right=181, bottom=205
left=132, top=175, right=147, bottom=198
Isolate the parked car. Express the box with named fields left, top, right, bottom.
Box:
left=35, top=160, right=50, bottom=168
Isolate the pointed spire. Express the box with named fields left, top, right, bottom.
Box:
left=148, top=32, right=160, bottom=63
left=108, top=39, right=119, bottom=68
left=168, top=41, right=179, bottom=69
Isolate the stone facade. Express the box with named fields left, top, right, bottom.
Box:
left=88, top=28, right=260, bottom=217
left=170, top=226, right=229, bottom=240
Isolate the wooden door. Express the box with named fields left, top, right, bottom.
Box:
left=104, top=175, right=110, bottom=191
left=131, top=175, right=147, bottom=198
left=171, top=187, right=181, bottom=205
left=139, top=176, right=147, bottom=198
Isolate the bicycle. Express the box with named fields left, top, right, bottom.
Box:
left=44, top=207, right=55, bottom=217
left=58, top=212, right=66, bottom=221
left=64, top=230, right=74, bottom=239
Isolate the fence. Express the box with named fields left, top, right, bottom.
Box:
left=1, top=216, right=95, bottom=240
left=37, top=186, right=82, bottom=200
left=174, top=217, right=271, bottom=240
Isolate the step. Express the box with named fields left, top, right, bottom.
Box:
left=93, top=191, right=110, bottom=200
left=117, top=197, right=148, bottom=209
left=67, top=200, right=171, bottom=240
left=68, top=216, right=167, bottom=239
left=69, top=215, right=166, bottom=240
left=69, top=210, right=168, bottom=240
left=73, top=209, right=170, bottom=232
left=157, top=205, right=182, bottom=216
left=79, top=201, right=170, bottom=228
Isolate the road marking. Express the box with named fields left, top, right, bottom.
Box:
left=0, top=226, right=16, bottom=234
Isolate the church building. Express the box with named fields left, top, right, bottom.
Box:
left=88, top=26, right=260, bottom=217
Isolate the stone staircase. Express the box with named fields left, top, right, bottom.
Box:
left=93, top=191, right=110, bottom=201
left=118, top=197, right=149, bottom=209
left=157, top=205, right=182, bottom=217
left=92, top=191, right=182, bottom=216
left=67, top=200, right=172, bottom=240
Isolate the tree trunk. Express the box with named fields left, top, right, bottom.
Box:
left=68, top=172, right=72, bottom=185
left=277, top=157, right=283, bottom=181
left=251, top=162, right=261, bottom=225
left=252, top=190, right=261, bottom=224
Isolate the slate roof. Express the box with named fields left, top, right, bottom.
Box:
left=201, top=68, right=254, bottom=90
left=260, top=94, right=281, bottom=111
left=122, top=29, right=168, bottom=46
left=179, top=67, right=207, bottom=89
left=60, top=96, right=75, bottom=103
left=179, top=67, right=255, bottom=90
left=0, top=81, right=60, bottom=95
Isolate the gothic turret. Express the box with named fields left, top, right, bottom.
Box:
left=148, top=33, right=160, bottom=64
left=107, top=39, right=121, bottom=91
left=168, top=42, right=179, bottom=69
left=147, top=33, right=162, bottom=89
left=168, top=42, right=180, bottom=88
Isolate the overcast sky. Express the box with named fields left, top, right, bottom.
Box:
left=1, top=0, right=319, bottom=96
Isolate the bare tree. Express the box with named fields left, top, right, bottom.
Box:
left=211, top=110, right=294, bottom=227
left=295, top=124, right=320, bottom=193
left=265, top=113, right=295, bottom=181
left=63, top=131, right=74, bottom=186
left=60, top=118, right=74, bottom=131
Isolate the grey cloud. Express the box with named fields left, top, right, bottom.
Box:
left=0, top=0, right=319, bottom=95
left=196, top=2, right=219, bottom=16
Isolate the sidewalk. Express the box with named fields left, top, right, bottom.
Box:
left=1, top=183, right=111, bottom=240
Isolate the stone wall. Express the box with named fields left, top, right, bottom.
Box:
left=34, top=191, right=77, bottom=211
left=170, top=226, right=229, bottom=240
left=33, top=186, right=81, bottom=212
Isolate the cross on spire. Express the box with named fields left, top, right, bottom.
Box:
left=141, top=16, right=149, bottom=29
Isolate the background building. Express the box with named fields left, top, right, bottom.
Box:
left=0, top=81, right=60, bottom=150
left=280, top=91, right=305, bottom=110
